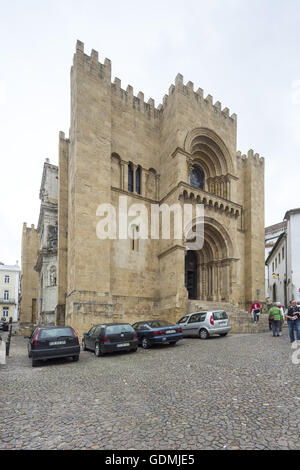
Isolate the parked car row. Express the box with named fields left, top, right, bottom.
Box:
left=25, top=310, right=231, bottom=367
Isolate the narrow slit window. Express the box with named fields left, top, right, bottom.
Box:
left=128, top=163, right=134, bottom=192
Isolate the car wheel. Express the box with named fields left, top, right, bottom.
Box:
left=141, top=337, right=151, bottom=349
left=199, top=329, right=209, bottom=340
left=131, top=347, right=138, bottom=352
left=82, top=340, right=87, bottom=351
left=219, top=333, right=228, bottom=337
left=95, top=343, right=103, bottom=357
left=169, top=342, right=177, bottom=346
left=72, top=355, right=79, bottom=362
left=32, top=359, right=39, bottom=367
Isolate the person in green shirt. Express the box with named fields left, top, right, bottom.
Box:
left=268, top=304, right=283, bottom=337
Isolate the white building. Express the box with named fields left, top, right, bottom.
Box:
left=265, top=221, right=287, bottom=297
left=0, top=262, right=21, bottom=322
left=266, top=208, right=300, bottom=306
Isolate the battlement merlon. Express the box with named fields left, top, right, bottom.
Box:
left=73, top=41, right=237, bottom=122
left=73, top=40, right=111, bottom=81
left=23, top=222, right=37, bottom=232
left=236, top=149, right=265, bottom=166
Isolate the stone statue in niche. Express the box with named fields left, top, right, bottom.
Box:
left=47, top=223, right=58, bottom=249
left=49, top=267, right=57, bottom=287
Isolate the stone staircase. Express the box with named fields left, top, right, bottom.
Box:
left=187, top=300, right=271, bottom=334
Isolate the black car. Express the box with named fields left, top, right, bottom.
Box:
left=132, top=320, right=183, bottom=349
left=82, top=323, right=138, bottom=357
left=25, top=326, right=80, bottom=367
left=0, top=318, right=9, bottom=331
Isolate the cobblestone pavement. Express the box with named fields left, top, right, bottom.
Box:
left=0, top=329, right=299, bottom=450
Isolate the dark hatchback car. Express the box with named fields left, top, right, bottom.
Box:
left=132, top=320, right=183, bottom=349
left=82, top=323, right=138, bottom=357
left=0, top=318, right=9, bottom=331
left=25, top=326, right=80, bottom=367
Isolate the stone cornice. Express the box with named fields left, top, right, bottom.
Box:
left=160, top=181, right=243, bottom=210
left=111, top=187, right=158, bottom=203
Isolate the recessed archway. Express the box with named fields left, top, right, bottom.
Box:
left=184, top=218, right=234, bottom=302
left=184, top=128, right=235, bottom=198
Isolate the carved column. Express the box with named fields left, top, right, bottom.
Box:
left=120, top=160, right=126, bottom=190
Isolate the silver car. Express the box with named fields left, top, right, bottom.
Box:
left=177, top=311, right=231, bottom=339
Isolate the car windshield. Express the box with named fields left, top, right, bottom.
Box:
left=147, top=320, right=173, bottom=328
left=178, top=316, right=188, bottom=324
left=105, top=325, right=134, bottom=335
left=213, top=311, right=228, bottom=320
left=39, top=328, right=74, bottom=340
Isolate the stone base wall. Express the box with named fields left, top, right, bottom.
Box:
left=66, top=291, right=162, bottom=338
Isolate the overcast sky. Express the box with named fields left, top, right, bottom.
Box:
left=0, top=0, right=299, bottom=265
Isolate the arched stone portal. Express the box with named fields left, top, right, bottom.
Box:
left=185, top=219, right=234, bottom=302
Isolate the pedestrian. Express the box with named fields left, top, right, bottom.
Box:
left=275, top=302, right=284, bottom=335
left=268, top=304, right=283, bottom=337
left=285, top=300, right=300, bottom=344
left=251, top=301, right=261, bottom=323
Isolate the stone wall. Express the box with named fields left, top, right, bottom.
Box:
left=20, top=224, right=39, bottom=324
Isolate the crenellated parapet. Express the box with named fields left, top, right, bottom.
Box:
left=73, top=40, right=111, bottom=82
left=158, top=72, right=237, bottom=124
left=111, top=77, right=160, bottom=119
left=236, top=149, right=265, bottom=168
left=73, top=40, right=237, bottom=123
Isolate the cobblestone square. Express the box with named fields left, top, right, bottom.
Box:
left=0, top=331, right=299, bottom=450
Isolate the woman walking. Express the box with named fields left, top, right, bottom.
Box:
left=268, top=304, right=283, bottom=337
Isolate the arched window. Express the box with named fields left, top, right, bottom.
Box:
left=136, top=166, right=141, bottom=195
left=128, top=163, right=134, bottom=192
left=190, top=164, right=205, bottom=190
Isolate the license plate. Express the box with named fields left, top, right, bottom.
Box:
left=117, top=343, right=130, bottom=348
left=167, top=330, right=176, bottom=334
left=49, top=341, right=66, bottom=346
left=219, top=322, right=227, bottom=326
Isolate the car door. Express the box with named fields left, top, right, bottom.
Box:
left=28, top=329, right=37, bottom=355
left=92, top=326, right=102, bottom=350
left=136, top=323, right=150, bottom=342
left=177, top=316, right=190, bottom=337
left=85, top=326, right=96, bottom=349
left=186, top=313, right=203, bottom=337
left=89, top=326, right=102, bottom=351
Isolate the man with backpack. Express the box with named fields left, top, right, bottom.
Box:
left=286, top=300, right=300, bottom=343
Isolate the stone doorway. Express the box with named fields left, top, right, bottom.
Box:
left=184, top=219, right=234, bottom=303
left=185, top=251, right=198, bottom=300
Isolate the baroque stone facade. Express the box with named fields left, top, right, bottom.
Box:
left=35, top=159, right=58, bottom=324
left=52, top=40, right=265, bottom=335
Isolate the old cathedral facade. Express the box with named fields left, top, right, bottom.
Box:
left=21, top=41, right=265, bottom=334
